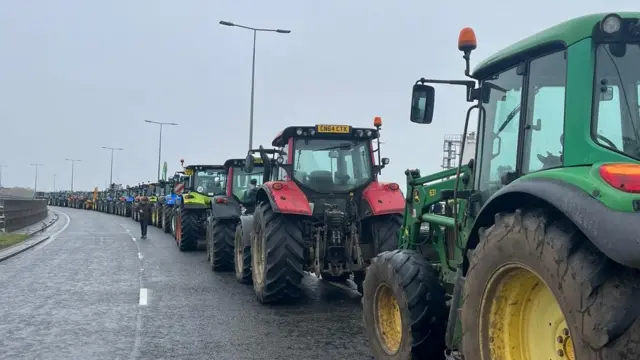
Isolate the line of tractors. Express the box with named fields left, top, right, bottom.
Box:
left=44, top=12, right=640, bottom=360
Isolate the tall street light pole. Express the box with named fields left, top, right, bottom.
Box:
left=144, top=120, right=178, bottom=181
left=30, top=163, right=44, bottom=194
left=65, top=158, right=81, bottom=192
left=0, top=164, right=6, bottom=188
left=101, top=146, right=124, bottom=187
left=219, top=20, right=291, bottom=151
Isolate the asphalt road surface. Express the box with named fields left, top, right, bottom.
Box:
left=0, top=207, right=372, bottom=360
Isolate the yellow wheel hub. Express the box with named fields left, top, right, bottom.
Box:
left=482, top=264, right=574, bottom=360
left=374, top=283, right=402, bottom=355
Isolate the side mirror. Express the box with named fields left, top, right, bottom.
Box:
left=245, top=153, right=255, bottom=173
left=381, top=157, right=390, bottom=166
left=410, top=84, right=435, bottom=124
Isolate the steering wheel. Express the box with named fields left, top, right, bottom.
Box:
left=597, top=134, right=618, bottom=150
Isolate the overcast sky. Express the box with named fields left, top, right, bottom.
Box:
left=0, top=1, right=636, bottom=191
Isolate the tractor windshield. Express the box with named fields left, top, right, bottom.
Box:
left=231, top=166, right=264, bottom=201
left=193, top=170, right=226, bottom=196
left=292, top=138, right=372, bottom=192
left=593, top=43, right=640, bottom=159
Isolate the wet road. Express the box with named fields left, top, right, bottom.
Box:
left=0, top=207, right=372, bottom=360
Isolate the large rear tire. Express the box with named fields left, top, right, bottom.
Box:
left=235, top=218, right=252, bottom=284
left=363, top=250, right=447, bottom=360
left=369, top=214, right=402, bottom=254
left=209, top=219, right=236, bottom=272
left=177, top=208, right=198, bottom=251
left=462, top=208, right=640, bottom=360
left=162, top=206, right=171, bottom=233
left=251, top=202, right=304, bottom=304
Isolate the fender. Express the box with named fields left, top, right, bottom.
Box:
left=256, top=181, right=312, bottom=216
left=467, top=177, right=640, bottom=270
left=210, top=195, right=241, bottom=220
left=361, top=182, right=404, bottom=216
left=238, top=214, right=255, bottom=248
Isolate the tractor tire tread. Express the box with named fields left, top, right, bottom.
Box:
left=211, top=220, right=236, bottom=271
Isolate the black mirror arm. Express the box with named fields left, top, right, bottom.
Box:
left=416, top=78, right=477, bottom=102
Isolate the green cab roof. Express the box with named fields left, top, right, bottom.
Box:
left=473, top=12, right=640, bottom=77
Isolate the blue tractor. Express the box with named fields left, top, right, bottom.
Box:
left=161, top=172, right=185, bottom=234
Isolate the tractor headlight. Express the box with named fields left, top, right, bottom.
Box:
left=355, top=129, right=364, bottom=137
left=309, top=129, right=316, bottom=136
left=601, top=14, right=622, bottom=34
left=296, top=128, right=303, bottom=135
left=365, top=130, right=372, bottom=137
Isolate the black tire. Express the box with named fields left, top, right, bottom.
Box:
left=162, top=206, right=171, bottom=233
left=178, top=208, right=199, bottom=251
left=235, top=221, right=252, bottom=284
left=210, top=219, right=236, bottom=272
left=369, top=214, right=402, bottom=254
left=462, top=208, right=640, bottom=360
left=251, top=202, right=305, bottom=304
left=363, top=250, right=447, bottom=360
left=321, top=273, right=351, bottom=282
left=156, top=207, right=163, bottom=228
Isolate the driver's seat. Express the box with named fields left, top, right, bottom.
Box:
left=308, top=170, right=334, bottom=188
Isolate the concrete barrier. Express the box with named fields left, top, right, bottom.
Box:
left=0, top=198, right=48, bottom=232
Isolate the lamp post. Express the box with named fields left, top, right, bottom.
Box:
left=219, top=20, right=291, bottom=151
left=144, top=120, right=178, bottom=180
left=101, top=146, right=124, bottom=187
left=30, top=163, right=43, bottom=194
left=65, top=158, right=81, bottom=191
left=0, top=164, right=6, bottom=188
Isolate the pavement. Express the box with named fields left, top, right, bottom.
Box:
left=0, top=210, right=60, bottom=262
left=0, top=207, right=373, bottom=360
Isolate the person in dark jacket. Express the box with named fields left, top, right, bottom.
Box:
left=138, top=196, right=152, bottom=239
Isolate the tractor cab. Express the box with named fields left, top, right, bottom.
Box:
left=250, top=122, right=394, bottom=219
left=230, top=148, right=284, bottom=208
left=182, top=165, right=226, bottom=198
left=148, top=182, right=159, bottom=203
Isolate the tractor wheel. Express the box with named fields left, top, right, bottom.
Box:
left=177, top=208, right=198, bottom=251
left=370, top=214, right=402, bottom=254
left=251, top=202, right=304, bottom=304
left=156, top=208, right=163, bottom=228
left=321, top=273, right=351, bottom=282
left=210, top=220, right=236, bottom=272
left=462, top=208, right=640, bottom=360
left=363, top=249, right=447, bottom=359
left=163, top=207, right=171, bottom=233
left=234, top=219, right=252, bottom=284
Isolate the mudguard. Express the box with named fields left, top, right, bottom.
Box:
left=238, top=214, right=255, bottom=248
left=468, top=177, right=640, bottom=270
left=256, top=181, right=312, bottom=216
left=361, top=182, right=404, bottom=216
left=210, top=195, right=241, bottom=220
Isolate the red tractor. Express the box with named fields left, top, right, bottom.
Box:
left=241, top=119, right=405, bottom=304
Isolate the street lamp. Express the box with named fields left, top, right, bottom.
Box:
left=30, top=164, right=43, bottom=195
left=219, top=20, right=291, bottom=151
left=144, top=120, right=178, bottom=181
left=101, top=146, right=124, bottom=187
left=65, top=158, right=81, bottom=191
left=0, top=164, right=6, bottom=188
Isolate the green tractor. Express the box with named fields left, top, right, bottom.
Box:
left=173, top=162, right=226, bottom=251
left=362, top=13, right=640, bottom=360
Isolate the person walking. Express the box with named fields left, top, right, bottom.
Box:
left=138, top=196, right=152, bottom=239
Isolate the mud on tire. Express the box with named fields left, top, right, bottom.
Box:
left=363, top=249, right=447, bottom=360
left=251, top=202, right=305, bottom=304
left=461, top=208, right=640, bottom=360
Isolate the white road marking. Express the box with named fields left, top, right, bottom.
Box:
left=34, top=210, right=72, bottom=250
left=138, top=252, right=143, bottom=260
left=139, top=288, right=148, bottom=306
left=132, top=237, right=136, bottom=242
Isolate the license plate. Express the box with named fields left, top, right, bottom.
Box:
left=316, top=125, right=351, bottom=134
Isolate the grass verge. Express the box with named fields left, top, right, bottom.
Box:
left=0, top=233, right=29, bottom=249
